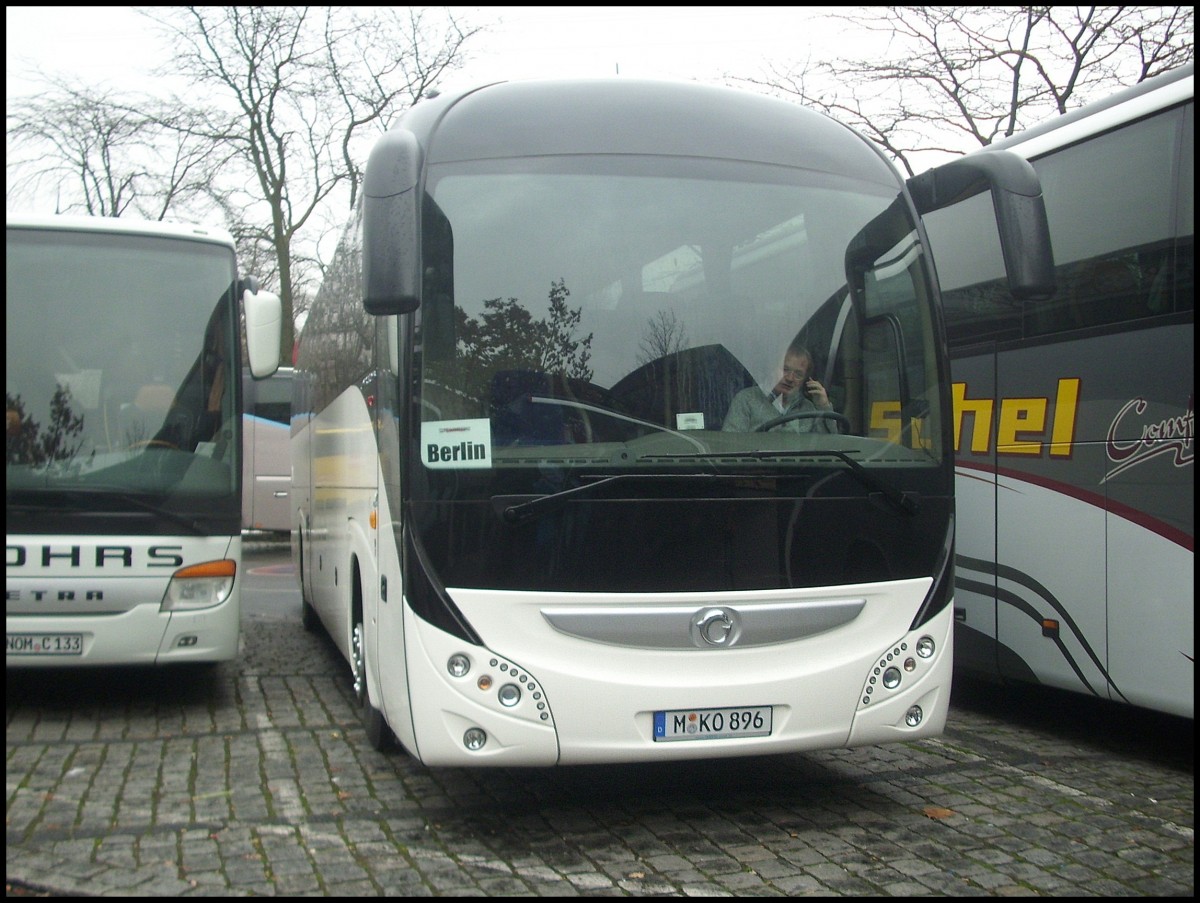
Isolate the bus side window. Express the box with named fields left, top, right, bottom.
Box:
left=1069, top=257, right=1140, bottom=328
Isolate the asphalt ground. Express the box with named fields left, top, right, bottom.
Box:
left=6, top=543, right=1193, bottom=896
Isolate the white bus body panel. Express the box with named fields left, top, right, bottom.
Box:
left=957, top=458, right=1193, bottom=720
left=6, top=534, right=241, bottom=666
left=994, top=470, right=1109, bottom=693
left=991, top=471, right=1191, bottom=718
left=400, top=580, right=952, bottom=766
left=299, top=390, right=378, bottom=658
left=1106, top=511, right=1194, bottom=718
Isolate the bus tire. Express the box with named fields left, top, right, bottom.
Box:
left=301, top=596, right=320, bottom=633
left=352, top=616, right=394, bottom=752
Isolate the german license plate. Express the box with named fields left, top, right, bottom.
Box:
left=653, top=706, right=772, bottom=742
left=6, top=633, right=84, bottom=656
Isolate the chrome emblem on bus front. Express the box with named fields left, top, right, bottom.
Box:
left=690, top=607, right=742, bottom=648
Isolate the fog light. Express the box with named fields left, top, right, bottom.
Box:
left=916, top=635, right=935, bottom=658
left=477, top=674, right=493, bottom=691
left=882, top=667, right=901, bottom=689
left=903, top=657, right=916, bottom=672
left=463, top=728, right=487, bottom=750
left=905, top=705, right=923, bottom=727
left=498, top=683, right=521, bottom=707
left=176, top=635, right=198, bottom=647
left=447, top=654, right=471, bottom=678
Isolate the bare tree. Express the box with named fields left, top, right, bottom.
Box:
left=139, top=6, right=482, bottom=365
left=637, top=309, right=690, bottom=366
left=6, top=77, right=229, bottom=220
left=739, top=6, right=1194, bottom=175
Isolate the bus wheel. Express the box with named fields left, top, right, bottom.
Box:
left=351, top=618, right=393, bottom=752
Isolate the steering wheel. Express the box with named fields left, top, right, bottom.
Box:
left=753, top=410, right=851, bottom=433
left=128, top=438, right=180, bottom=451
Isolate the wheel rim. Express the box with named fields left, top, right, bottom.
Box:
left=351, top=622, right=367, bottom=703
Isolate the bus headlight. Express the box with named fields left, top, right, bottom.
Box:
left=160, top=559, right=235, bottom=611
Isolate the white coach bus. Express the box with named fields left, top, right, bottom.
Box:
left=927, top=63, right=1193, bottom=718
left=7, top=215, right=280, bottom=666
left=292, top=78, right=1055, bottom=765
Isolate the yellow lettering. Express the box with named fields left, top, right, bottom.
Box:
left=1049, top=378, right=1081, bottom=457
left=870, top=401, right=902, bottom=443
left=951, top=377, right=1080, bottom=458
left=997, top=398, right=1048, bottom=455
left=952, top=383, right=994, bottom=454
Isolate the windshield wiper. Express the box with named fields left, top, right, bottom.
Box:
left=639, top=449, right=919, bottom=515
left=495, top=473, right=722, bottom=525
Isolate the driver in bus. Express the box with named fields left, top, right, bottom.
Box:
left=722, top=341, right=838, bottom=433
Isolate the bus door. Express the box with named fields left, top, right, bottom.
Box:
left=993, top=341, right=1108, bottom=698
left=952, top=347, right=1001, bottom=676
left=242, top=368, right=292, bottom=533
left=373, top=320, right=417, bottom=753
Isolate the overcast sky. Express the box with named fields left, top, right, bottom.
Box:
left=5, top=5, right=848, bottom=101
left=7, top=6, right=875, bottom=219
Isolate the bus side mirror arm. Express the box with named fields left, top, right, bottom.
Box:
left=908, top=150, right=1056, bottom=301
left=363, top=129, right=423, bottom=315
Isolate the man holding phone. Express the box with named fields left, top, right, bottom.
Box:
left=722, top=341, right=838, bottom=433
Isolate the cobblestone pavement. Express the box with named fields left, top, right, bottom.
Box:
left=6, top=547, right=1193, bottom=896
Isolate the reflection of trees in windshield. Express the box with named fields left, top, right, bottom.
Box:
left=637, top=309, right=689, bottom=367
left=431, top=278, right=594, bottom=403
left=6, top=386, right=86, bottom=467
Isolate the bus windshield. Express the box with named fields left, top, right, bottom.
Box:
left=415, top=155, right=943, bottom=485
left=6, top=227, right=241, bottom=524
